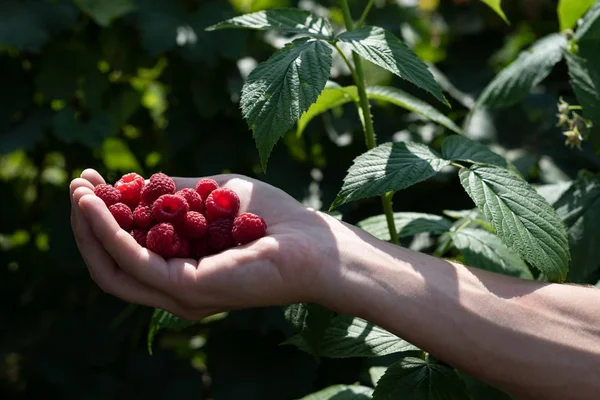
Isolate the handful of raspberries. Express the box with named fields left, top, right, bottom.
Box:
left=93, top=172, right=267, bottom=259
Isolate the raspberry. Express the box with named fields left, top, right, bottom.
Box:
left=205, top=188, right=240, bottom=221
left=115, top=173, right=144, bottom=208
left=195, top=178, right=219, bottom=201
left=191, top=239, right=213, bottom=259
left=109, top=203, right=133, bottom=231
left=131, top=228, right=148, bottom=247
left=232, top=212, right=267, bottom=244
left=94, top=184, right=121, bottom=207
left=133, top=205, right=154, bottom=229
left=176, top=188, right=204, bottom=213
left=140, top=172, right=176, bottom=205
left=146, top=223, right=182, bottom=258
left=180, top=211, right=207, bottom=239
left=207, top=218, right=236, bottom=252
left=152, top=194, right=189, bottom=224
left=177, top=239, right=191, bottom=258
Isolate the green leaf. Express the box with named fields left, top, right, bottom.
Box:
left=366, top=86, right=461, bottom=134
left=240, top=37, right=333, bottom=169
left=101, top=138, right=142, bottom=172
left=358, top=212, right=452, bottom=241
left=480, top=0, right=510, bottom=24
left=369, top=367, right=387, bottom=386
left=554, top=175, right=600, bottom=282
left=565, top=51, right=600, bottom=149
left=450, top=228, right=533, bottom=279
left=476, top=34, right=566, bottom=108
left=0, top=112, right=49, bottom=154
left=207, top=8, right=334, bottom=39
left=284, top=303, right=334, bottom=359
left=300, top=385, right=373, bottom=400
left=285, top=315, right=418, bottom=358
left=372, top=357, right=468, bottom=400
left=77, top=0, right=136, bottom=27
left=558, top=0, right=596, bottom=31
left=297, top=85, right=358, bottom=137
left=459, top=165, right=570, bottom=281
left=147, top=309, right=200, bottom=354
left=337, top=26, right=446, bottom=105
left=331, top=142, right=449, bottom=209
left=441, top=135, right=509, bottom=169
left=52, top=107, right=116, bottom=148
left=458, top=372, right=513, bottom=400
left=574, top=1, right=600, bottom=40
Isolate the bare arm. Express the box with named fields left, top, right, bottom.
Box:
left=70, top=170, right=600, bottom=399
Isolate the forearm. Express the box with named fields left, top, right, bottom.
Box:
left=316, top=215, right=600, bottom=399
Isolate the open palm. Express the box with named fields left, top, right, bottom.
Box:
left=70, top=169, right=341, bottom=320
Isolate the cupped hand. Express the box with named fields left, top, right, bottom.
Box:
left=70, top=169, right=343, bottom=320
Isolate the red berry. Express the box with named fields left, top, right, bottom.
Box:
left=131, top=228, right=148, bottom=247
left=195, top=178, right=219, bottom=201
left=115, top=173, right=144, bottom=208
left=176, top=188, right=204, bottom=213
left=146, top=223, right=182, bottom=258
left=94, top=184, right=121, bottom=207
left=109, top=203, right=133, bottom=231
left=205, top=188, right=240, bottom=221
left=140, top=172, right=176, bottom=205
left=207, top=218, right=236, bottom=252
left=152, top=194, right=189, bottom=224
left=181, top=211, right=207, bottom=239
left=176, top=239, right=192, bottom=258
left=232, top=212, right=267, bottom=244
left=191, top=240, right=213, bottom=259
left=133, top=205, right=154, bottom=229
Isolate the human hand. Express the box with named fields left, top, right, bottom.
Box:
left=70, top=169, right=347, bottom=320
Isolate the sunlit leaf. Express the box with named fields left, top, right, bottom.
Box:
left=300, top=385, right=373, bottom=400
left=557, top=0, right=596, bottom=31
left=358, top=212, right=452, bottom=241
left=441, top=135, right=508, bottom=168
left=480, top=0, right=509, bottom=24
left=284, top=303, right=334, bottom=359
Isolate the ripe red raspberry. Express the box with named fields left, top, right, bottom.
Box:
left=177, top=239, right=191, bottom=258
left=191, top=240, right=213, bottom=259
left=94, top=184, right=121, bottom=207
left=109, top=203, right=133, bottom=231
left=146, top=223, right=182, bottom=258
left=195, top=178, right=219, bottom=201
left=205, top=188, right=240, bottom=221
left=152, top=194, right=189, bottom=223
left=232, top=213, right=267, bottom=244
left=115, top=173, right=144, bottom=208
left=207, top=218, right=236, bottom=252
left=140, top=172, right=176, bottom=205
left=176, top=188, right=204, bottom=212
left=180, top=211, right=207, bottom=239
left=131, top=228, right=148, bottom=247
left=133, top=205, right=154, bottom=229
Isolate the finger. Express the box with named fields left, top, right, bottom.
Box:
left=78, top=193, right=182, bottom=293
left=81, top=168, right=105, bottom=187
left=71, top=188, right=185, bottom=312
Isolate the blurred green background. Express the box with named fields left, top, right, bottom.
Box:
left=2, top=0, right=599, bottom=398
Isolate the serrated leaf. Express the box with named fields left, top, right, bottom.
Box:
left=451, top=228, right=533, bottom=279
left=285, top=315, right=418, bottom=358
left=77, top=0, right=136, bottom=27
left=480, top=0, right=509, bottom=24
left=558, top=0, right=596, bottom=31
left=147, top=309, right=200, bottom=354
left=441, top=135, right=508, bottom=168
left=459, top=165, right=570, bottom=281
left=574, top=1, right=600, bottom=40
left=297, top=85, right=358, bottom=137
left=443, top=208, right=484, bottom=221
left=358, top=212, right=452, bottom=241
left=337, top=26, right=446, bottom=105
left=331, top=142, right=449, bottom=209
left=372, top=357, right=468, bottom=400
left=554, top=175, right=600, bottom=282
left=369, top=367, right=387, bottom=386
left=366, top=86, right=461, bottom=133
left=300, top=385, right=373, bottom=400
left=241, top=37, right=333, bottom=169
left=207, top=8, right=333, bottom=39
left=284, top=303, right=334, bottom=359
left=565, top=51, right=600, bottom=149
left=476, top=34, right=566, bottom=108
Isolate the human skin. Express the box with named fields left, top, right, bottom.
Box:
left=70, top=169, right=600, bottom=399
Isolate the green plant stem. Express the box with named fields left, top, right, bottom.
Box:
left=356, top=0, right=375, bottom=28
left=339, top=0, right=399, bottom=245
